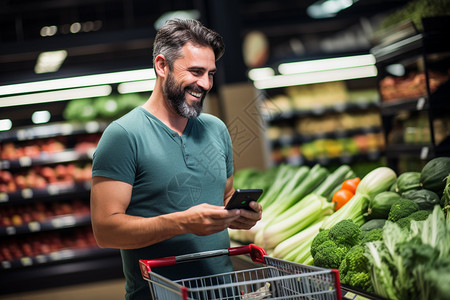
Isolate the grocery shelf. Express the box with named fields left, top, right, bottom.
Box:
left=0, top=214, right=91, bottom=237
left=0, top=248, right=123, bottom=295
left=0, top=120, right=108, bottom=143
left=0, top=149, right=94, bottom=171
left=0, top=181, right=91, bottom=205
left=271, top=127, right=382, bottom=146
left=384, top=144, right=434, bottom=160
left=0, top=246, right=114, bottom=270
left=263, top=102, right=379, bottom=123
left=379, top=97, right=429, bottom=116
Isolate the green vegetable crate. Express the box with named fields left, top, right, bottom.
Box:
left=140, top=244, right=342, bottom=299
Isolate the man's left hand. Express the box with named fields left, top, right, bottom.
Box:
left=228, top=201, right=262, bottom=230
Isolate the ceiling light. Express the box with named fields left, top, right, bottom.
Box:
left=278, top=54, right=375, bottom=75
left=154, top=10, right=200, bottom=30
left=0, top=119, right=13, bottom=131
left=118, top=80, right=156, bottom=94
left=0, top=85, right=112, bottom=108
left=0, top=68, right=156, bottom=96
left=307, top=0, right=358, bottom=18
left=247, top=67, right=275, bottom=81
left=32, top=111, right=52, bottom=124
left=253, top=65, right=377, bottom=89
left=35, top=50, right=68, bottom=74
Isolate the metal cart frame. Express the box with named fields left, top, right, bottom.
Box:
left=140, top=244, right=342, bottom=300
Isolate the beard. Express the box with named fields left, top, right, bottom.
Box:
left=163, top=71, right=207, bottom=119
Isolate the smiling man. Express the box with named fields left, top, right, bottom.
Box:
left=90, top=19, right=262, bottom=300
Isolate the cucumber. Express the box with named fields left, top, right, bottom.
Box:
left=360, top=219, right=386, bottom=231
left=401, top=189, right=440, bottom=211
left=420, top=157, right=450, bottom=197
left=364, top=191, right=403, bottom=220
left=395, top=172, right=421, bottom=194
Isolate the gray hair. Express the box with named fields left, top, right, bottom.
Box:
left=152, top=19, right=225, bottom=72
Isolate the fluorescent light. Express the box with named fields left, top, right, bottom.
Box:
left=278, top=54, right=375, bottom=75
left=307, top=0, right=358, bottom=18
left=0, top=119, right=12, bottom=131
left=32, top=111, right=52, bottom=124
left=35, top=50, right=68, bottom=74
left=253, top=65, right=377, bottom=89
left=118, top=79, right=156, bottom=94
left=0, top=68, right=155, bottom=96
left=247, top=67, right=275, bottom=81
left=0, top=85, right=112, bottom=108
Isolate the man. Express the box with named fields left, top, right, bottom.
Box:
left=90, top=18, right=262, bottom=300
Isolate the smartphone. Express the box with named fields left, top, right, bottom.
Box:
left=225, top=189, right=263, bottom=210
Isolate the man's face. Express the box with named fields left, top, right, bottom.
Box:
left=163, top=43, right=216, bottom=119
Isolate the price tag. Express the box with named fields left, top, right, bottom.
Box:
left=420, top=146, right=429, bottom=160
left=6, top=226, right=16, bottom=235
left=20, top=257, right=33, bottom=266
left=416, top=97, right=426, bottom=110
left=19, top=156, right=32, bottom=167
left=85, top=121, right=100, bottom=133
left=1, top=261, right=12, bottom=269
left=51, top=215, right=76, bottom=228
left=36, top=255, right=47, bottom=264
left=47, top=185, right=60, bottom=195
left=21, top=188, right=33, bottom=199
left=17, top=129, right=26, bottom=141
left=0, top=192, right=8, bottom=203
left=61, top=123, right=74, bottom=135
left=0, top=160, right=10, bottom=169
left=28, top=221, right=41, bottom=232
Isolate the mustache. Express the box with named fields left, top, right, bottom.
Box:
left=186, top=84, right=206, bottom=94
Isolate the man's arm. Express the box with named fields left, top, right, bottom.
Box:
left=90, top=176, right=241, bottom=249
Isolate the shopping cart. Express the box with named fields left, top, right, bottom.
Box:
left=139, top=244, right=342, bottom=300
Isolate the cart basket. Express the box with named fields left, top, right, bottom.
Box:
left=140, top=244, right=342, bottom=300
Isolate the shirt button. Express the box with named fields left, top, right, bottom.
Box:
left=172, top=133, right=177, bottom=137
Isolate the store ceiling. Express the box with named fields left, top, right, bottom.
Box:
left=0, top=0, right=410, bottom=85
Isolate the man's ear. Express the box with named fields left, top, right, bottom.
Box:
left=154, top=55, right=167, bottom=78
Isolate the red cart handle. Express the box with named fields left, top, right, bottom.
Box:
left=139, top=244, right=266, bottom=279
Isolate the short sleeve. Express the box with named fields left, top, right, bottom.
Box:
left=92, top=122, right=137, bottom=185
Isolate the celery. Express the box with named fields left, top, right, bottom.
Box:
left=260, top=194, right=334, bottom=249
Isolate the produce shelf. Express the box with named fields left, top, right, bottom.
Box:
left=0, top=213, right=91, bottom=237
left=0, top=181, right=91, bottom=205
left=379, top=97, right=429, bottom=116
left=0, top=120, right=108, bottom=143
left=0, top=149, right=94, bottom=170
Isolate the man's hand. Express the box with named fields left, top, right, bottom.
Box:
left=181, top=203, right=241, bottom=236
left=228, top=201, right=262, bottom=230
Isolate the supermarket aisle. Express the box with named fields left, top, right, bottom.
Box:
left=0, top=279, right=126, bottom=300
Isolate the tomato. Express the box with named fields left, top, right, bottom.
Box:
left=332, top=189, right=354, bottom=211
left=341, top=177, right=361, bottom=194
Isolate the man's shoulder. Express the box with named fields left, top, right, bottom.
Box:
left=197, top=113, right=227, bottom=129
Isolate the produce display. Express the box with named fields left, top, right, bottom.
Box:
left=231, top=156, right=450, bottom=299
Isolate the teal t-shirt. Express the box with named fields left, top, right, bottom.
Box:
left=92, top=107, right=235, bottom=300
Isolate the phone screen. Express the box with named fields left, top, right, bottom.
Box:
left=225, top=189, right=263, bottom=210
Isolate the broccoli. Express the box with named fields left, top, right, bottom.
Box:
left=339, top=245, right=374, bottom=293
left=312, top=220, right=361, bottom=269
left=313, top=240, right=348, bottom=269
left=387, top=198, right=419, bottom=222
left=396, top=209, right=432, bottom=229
left=360, top=228, right=383, bottom=244
left=310, top=229, right=330, bottom=257
left=328, top=219, right=361, bottom=248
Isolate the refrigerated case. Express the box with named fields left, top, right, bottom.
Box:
left=371, top=16, right=450, bottom=174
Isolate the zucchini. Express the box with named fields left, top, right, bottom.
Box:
left=420, top=157, right=450, bottom=197
left=395, top=171, right=421, bottom=194
left=360, top=219, right=386, bottom=231
left=402, top=189, right=440, bottom=211
left=364, top=191, right=403, bottom=220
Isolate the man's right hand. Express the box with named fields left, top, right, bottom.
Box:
left=180, top=203, right=241, bottom=236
